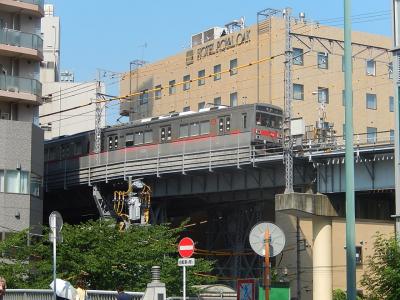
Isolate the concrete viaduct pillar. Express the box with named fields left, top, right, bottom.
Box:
left=313, top=217, right=332, bottom=300
left=276, top=192, right=337, bottom=300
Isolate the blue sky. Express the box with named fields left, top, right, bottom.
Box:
left=47, top=0, right=393, bottom=122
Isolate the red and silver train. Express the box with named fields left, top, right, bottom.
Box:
left=44, top=103, right=283, bottom=162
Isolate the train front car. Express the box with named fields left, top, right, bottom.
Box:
left=253, top=104, right=283, bottom=149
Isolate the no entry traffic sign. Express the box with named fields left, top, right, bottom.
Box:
left=178, top=237, right=195, bottom=258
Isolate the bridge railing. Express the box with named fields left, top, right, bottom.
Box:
left=302, top=130, right=393, bottom=152
left=45, top=133, right=254, bottom=189
left=4, top=289, right=144, bottom=300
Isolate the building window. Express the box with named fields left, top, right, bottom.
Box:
left=5, top=170, right=28, bottom=194
left=242, top=113, right=247, bottom=128
left=230, top=92, right=238, bottom=107
left=155, top=84, right=162, bottom=99
left=366, top=93, right=377, bottom=110
left=230, top=59, right=238, bottom=76
left=139, top=89, right=148, bottom=104
left=198, top=102, right=205, bottom=110
left=342, top=55, right=345, bottom=72
left=214, top=64, right=221, bottom=81
left=366, top=60, right=376, bottom=76
left=367, top=127, right=377, bottom=143
left=0, top=170, right=3, bottom=193
left=343, top=124, right=346, bottom=139
left=183, top=106, right=190, bottom=112
left=389, top=62, right=393, bottom=79
left=198, top=69, right=205, bottom=86
left=293, top=84, right=304, bottom=100
left=390, top=96, right=394, bottom=112
left=169, top=80, right=176, bottom=95
left=293, top=48, right=304, bottom=65
left=342, top=90, right=345, bottom=106
left=317, top=52, right=328, bottom=69
left=318, top=87, right=329, bottom=104
left=214, top=97, right=221, bottom=106
left=183, top=75, right=190, bottom=91
left=30, top=173, right=41, bottom=197
left=355, top=246, right=362, bottom=265
left=390, top=129, right=395, bottom=142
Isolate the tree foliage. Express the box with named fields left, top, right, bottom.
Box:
left=333, top=289, right=362, bottom=300
left=0, top=220, right=214, bottom=295
left=361, top=233, right=400, bottom=300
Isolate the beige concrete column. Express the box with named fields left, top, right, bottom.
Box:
left=312, top=216, right=332, bottom=300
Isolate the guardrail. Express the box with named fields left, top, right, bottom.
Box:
left=4, top=289, right=144, bottom=300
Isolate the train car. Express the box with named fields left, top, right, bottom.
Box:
left=44, top=103, right=283, bottom=163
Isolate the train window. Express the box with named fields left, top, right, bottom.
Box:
left=167, top=126, right=172, bottom=140
left=49, top=148, right=55, bottom=160
left=126, top=134, right=134, bottom=147
left=242, top=113, right=247, bottom=128
left=226, top=117, right=231, bottom=131
left=219, top=118, right=224, bottom=132
left=135, top=131, right=144, bottom=145
left=75, top=142, right=82, bottom=156
left=108, top=136, right=113, bottom=150
left=180, top=124, right=189, bottom=137
left=200, top=121, right=210, bottom=135
left=256, top=112, right=282, bottom=129
left=144, top=130, right=153, bottom=143
left=190, top=122, right=199, bottom=136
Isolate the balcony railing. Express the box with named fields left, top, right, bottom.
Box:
left=0, top=74, right=42, bottom=97
left=0, top=28, right=43, bottom=52
left=17, top=0, right=44, bottom=8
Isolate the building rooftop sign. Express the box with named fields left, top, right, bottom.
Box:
left=194, top=29, right=251, bottom=61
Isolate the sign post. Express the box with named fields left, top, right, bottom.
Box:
left=49, top=211, right=63, bottom=300
left=178, top=237, right=195, bottom=300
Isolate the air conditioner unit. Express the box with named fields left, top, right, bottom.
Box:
left=203, top=27, right=225, bottom=43
left=191, top=32, right=203, bottom=47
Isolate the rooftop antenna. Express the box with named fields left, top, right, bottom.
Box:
left=225, top=16, right=245, bottom=34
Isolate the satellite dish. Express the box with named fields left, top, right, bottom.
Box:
left=249, top=222, right=285, bottom=257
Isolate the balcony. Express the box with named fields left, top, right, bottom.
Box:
left=0, top=74, right=42, bottom=104
left=0, top=0, right=44, bottom=17
left=0, top=28, right=43, bottom=60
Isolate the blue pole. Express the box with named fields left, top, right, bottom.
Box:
left=344, top=0, right=356, bottom=299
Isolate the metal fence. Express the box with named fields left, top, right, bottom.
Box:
left=4, top=289, right=144, bottom=300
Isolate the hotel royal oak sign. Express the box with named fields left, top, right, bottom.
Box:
left=186, top=30, right=251, bottom=63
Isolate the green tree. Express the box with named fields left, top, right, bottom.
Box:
left=333, top=289, right=362, bottom=300
left=0, top=220, right=214, bottom=295
left=361, top=234, right=400, bottom=300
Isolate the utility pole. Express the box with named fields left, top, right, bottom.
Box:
left=129, top=60, right=146, bottom=119
left=283, top=7, right=293, bottom=194
left=344, top=0, right=356, bottom=299
left=392, top=0, right=400, bottom=243
left=94, top=70, right=102, bottom=165
left=296, top=217, right=301, bottom=300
